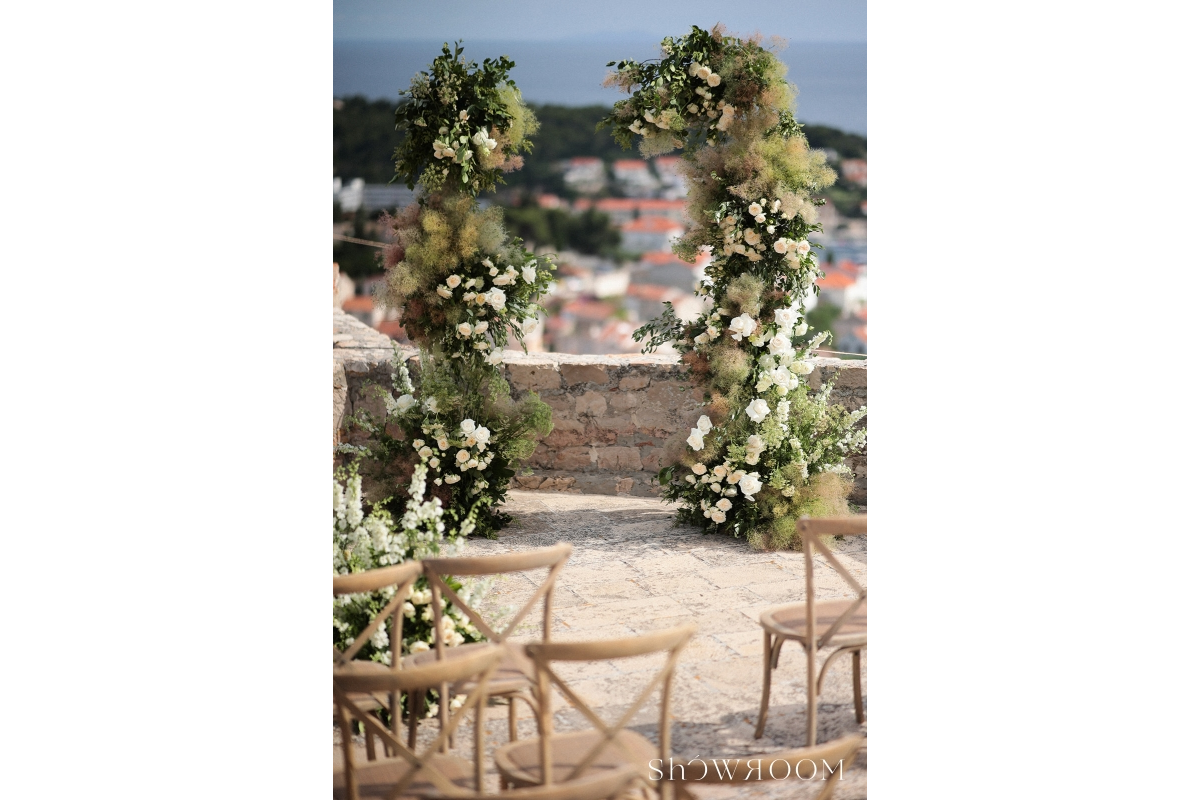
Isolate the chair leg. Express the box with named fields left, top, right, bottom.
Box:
left=754, top=631, right=774, bottom=739
left=364, top=718, right=376, bottom=761
left=408, top=690, right=422, bottom=750
left=508, top=696, right=518, bottom=742
left=806, top=640, right=818, bottom=747
left=853, top=649, right=864, bottom=724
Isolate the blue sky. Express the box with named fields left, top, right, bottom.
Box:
left=333, top=0, right=866, bottom=43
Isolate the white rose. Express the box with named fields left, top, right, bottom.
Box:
left=481, top=258, right=493, bottom=270
left=694, top=332, right=710, bottom=345
left=728, top=470, right=746, bottom=485
left=458, top=110, right=469, bottom=121
left=471, top=130, right=486, bottom=146
left=521, top=316, right=539, bottom=335
left=691, top=462, right=707, bottom=475
left=696, top=415, right=712, bottom=434
left=768, top=333, right=792, bottom=356
left=766, top=225, right=776, bottom=234
left=486, top=350, right=503, bottom=366
left=711, top=464, right=727, bottom=480
left=493, top=273, right=511, bottom=285
left=707, top=73, right=721, bottom=87
left=728, top=313, right=756, bottom=341
left=745, top=399, right=771, bottom=424
left=697, top=66, right=711, bottom=80
left=460, top=419, right=476, bottom=434
left=418, top=446, right=433, bottom=459
left=473, top=321, right=488, bottom=335
left=446, top=275, right=461, bottom=288
left=484, top=288, right=507, bottom=311
left=455, top=449, right=470, bottom=464
left=743, top=229, right=761, bottom=246
left=687, top=103, right=699, bottom=114
left=437, top=285, right=452, bottom=299
left=522, top=264, right=537, bottom=282
left=795, top=239, right=811, bottom=255
left=716, top=498, right=733, bottom=512
left=795, top=321, right=809, bottom=336
left=423, top=397, right=438, bottom=412
left=745, top=435, right=765, bottom=456
left=738, top=472, right=763, bottom=499
left=755, top=214, right=766, bottom=224
left=456, top=323, right=473, bottom=338
left=443, top=474, right=460, bottom=484
left=709, top=509, right=726, bottom=523
left=748, top=202, right=763, bottom=217
left=794, top=361, right=815, bottom=375
left=775, top=307, right=799, bottom=329
left=437, top=437, right=449, bottom=450
left=686, top=428, right=705, bottom=451
left=773, top=238, right=789, bottom=254
left=474, top=426, right=491, bottom=446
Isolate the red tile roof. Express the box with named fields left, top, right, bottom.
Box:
left=561, top=299, right=618, bottom=321
left=342, top=296, right=374, bottom=312
left=622, top=217, right=684, bottom=233
left=613, top=159, right=649, bottom=171
left=376, top=320, right=404, bottom=339
left=817, top=270, right=856, bottom=290
left=626, top=284, right=681, bottom=302
left=568, top=156, right=602, bottom=166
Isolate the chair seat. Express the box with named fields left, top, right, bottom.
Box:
left=402, top=641, right=534, bottom=696
left=760, top=598, right=867, bottom=649
left=494, top=728, right=657, bottom=787
left=333, top=753, right=474, bottom=799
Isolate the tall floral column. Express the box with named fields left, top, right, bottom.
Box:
left=345, top=43, right=554, bottom=539
left=602, top=26, right=867, bottom=550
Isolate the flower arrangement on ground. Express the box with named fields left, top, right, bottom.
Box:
left=601, top=25, right=867, bottom=550
left=333, top=463, right=484, bottom=666
left=341, top=42, right=554, bottom=539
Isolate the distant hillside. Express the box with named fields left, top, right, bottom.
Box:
left=333, top=98, right=866, bottom=207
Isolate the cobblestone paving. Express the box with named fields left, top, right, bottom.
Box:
left=338, top=491, right=867, bottom=799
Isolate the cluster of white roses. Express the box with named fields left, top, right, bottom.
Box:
left=719, top=198, right=821, bottom=277
left=439, top=257, right=541, bottom=365
left=681, top=459, right=763, bottom=523
left=431, top=108, right=498, bottom=168
left=409, top=417, right=496, bottom=498
left=626, top=58, right=733, bottom=139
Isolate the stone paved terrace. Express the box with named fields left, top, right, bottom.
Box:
left=337, top=492, right=867, bottom=799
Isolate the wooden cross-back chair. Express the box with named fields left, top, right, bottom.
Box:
left=334, top=561, right=424, bottom=760
left=493, top=624, right=697, bottom=799
left=412, top=764, right=640, bottom=800
left=666, top=735, right=863, bottom=800
left=404, top=543, right=573, bottom=744
left=755, top=516, right=868, bottom=746
left=334, top=645, right=502, bottom=800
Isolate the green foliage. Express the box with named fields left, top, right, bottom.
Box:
left=393, top=42, right=537, bottom=195
left=501, top=205, right=622, bottom=256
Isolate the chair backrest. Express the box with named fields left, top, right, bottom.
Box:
left=334, top=645, right=503, bottom=800
left=421, top=543, right=572, bottom=659
left=333, top=560, right=423, bottom=668
left=524, top=624, right=697, bottom=789
left=663, top=735, right=862, bottom=800
left=797, top=516, right=867, bottom=649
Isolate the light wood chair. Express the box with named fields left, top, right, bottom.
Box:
left=334, top=644, right=503, bottom=800
left=665, top=735, right=863, bottom=800
left=412, top=763, right=640, bottom=799
left=404, top=543, right=573, bottom=745
left=334, top=561, right=425, bottom=760
left=755, top=516, right=868, bottom=746
left=494, top=624, right=697, bottom=799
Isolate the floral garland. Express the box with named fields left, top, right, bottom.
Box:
left=602, top=25, right=867, bottom=550
left=343, top=44, right=554, bottom=540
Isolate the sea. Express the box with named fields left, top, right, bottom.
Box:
left=334, top=39, right=866, bottom=135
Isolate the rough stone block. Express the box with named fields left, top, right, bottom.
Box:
left=640, top=447, right=665, bottom=472
left=596, top=446, right=642, bottom=471
left=632, top=405, right=672, bottom=431
left=575, top=391, right=607, bottom=417
left=646, top=380, right=692, bottom=406
left=608, top=391, right=642, bottom=412
left=560, top=364, right=609, bottom=387
left=594, top=415, right=634, bottom=433
left=509, top=363, right=562, bottom=392
left=615, top=477, right=635, bottom=494
left=618, top=374, right=651, bottom=391
left=553, top=446, right=594, bottom=471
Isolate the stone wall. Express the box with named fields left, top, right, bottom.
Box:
left=333, top=309, right=866, bottom=504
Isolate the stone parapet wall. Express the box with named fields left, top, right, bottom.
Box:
left=333, top=309, right=866, bottom=504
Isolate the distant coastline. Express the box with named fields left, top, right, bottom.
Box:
left=334, top=39, right=866, bottom=135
